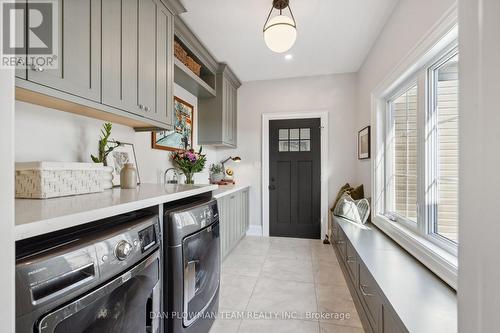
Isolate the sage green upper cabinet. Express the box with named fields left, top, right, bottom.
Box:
left=102, top=0, right=137, bottom=113
left=156, top=3, right=175, bottom=126
left=15, top=0, right=183, bottom=130
left=199, top=64, right=241, bottom=148
left=102, top=0, right=174, bottom=125
left=138, top=0, right=157, bottom=118
left=27, top=0, right=101, bottom=102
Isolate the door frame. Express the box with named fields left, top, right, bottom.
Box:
left=262, top=111, right=329, bottom=239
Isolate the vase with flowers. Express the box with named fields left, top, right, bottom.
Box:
left=170, top=147, right=207, bottom=184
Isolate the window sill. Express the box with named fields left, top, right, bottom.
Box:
left=372, top=214, right=458, bottom=290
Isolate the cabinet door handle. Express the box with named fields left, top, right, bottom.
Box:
left=145, top=106, right=151, bottom=112
left=138, top=104, right=144, bottom=110
left=347, top=256, right=356, bottom=263
left=359, top=284, right=374, bottom=297
left=335, top=240, right=345, bottom=245
left=32, top=66, right=44, bottom=72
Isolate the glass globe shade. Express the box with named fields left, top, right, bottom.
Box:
left=264, top=15, right=297, bottom=53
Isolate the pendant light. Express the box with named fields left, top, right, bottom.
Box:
left=263, top=0, right=297, bottom=53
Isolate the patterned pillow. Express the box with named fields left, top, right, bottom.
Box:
left=331, top=183, right=353, bottom=211
left=333, top=193, right=371, bottom=224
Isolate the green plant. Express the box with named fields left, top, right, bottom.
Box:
left=90, top=123, right=120, bottom=166
left=209, top=163, right=224, bottom=174
left=170, top=147, right=207, bottom=184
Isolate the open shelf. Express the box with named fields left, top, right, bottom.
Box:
left=174, top=58, right=216, bottom=98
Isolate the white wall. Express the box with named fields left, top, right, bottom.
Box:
left=15, top=84, right=217, bottom=185
left=219, top=74, right=358, bottom=228
left=355, top=0, right=456, bottom=194
left=458, top=0, right=500, bottom=331
left=0, top=69, right=15, bottom=332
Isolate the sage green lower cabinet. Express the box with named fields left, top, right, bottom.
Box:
left=218, top=188, right=250, bottom=260
left=332, top=218, right=408, bottom=333
left=382, top=305, right=407, bottom=333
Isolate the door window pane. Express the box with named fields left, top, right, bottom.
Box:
left=289, top=129, right=300, bottom=140
left=300, top=140, right=311, bottom=152
left=279, top=141, right=289, bottom=152
left=300, top=128, right=310, bottom=140
left=289, top=140, right=300, bottom=152
left=279, top=129, right=289, bottom=140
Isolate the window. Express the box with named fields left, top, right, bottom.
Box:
left=429, top=51, right=459, bottom=243
left=278, top=128, right=311, bottom=152
left=382, top=43, right=459, bottom=252
left=387, top=84, right=419, bottom=224
left=372, top=23, right=459, bottom=288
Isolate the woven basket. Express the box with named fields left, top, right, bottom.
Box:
left=174, top=41, right=188, bottom=64
left=15, top=162, right=105, bottom=199
left=186, top=56, right=202, bottom=77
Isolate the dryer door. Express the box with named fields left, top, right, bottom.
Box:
left=182, top=221, right=220, bottom=327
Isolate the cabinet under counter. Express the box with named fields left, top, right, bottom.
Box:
left=332, top=216, right=457, bottom=333
left=214, top=185, right=250, bottom=259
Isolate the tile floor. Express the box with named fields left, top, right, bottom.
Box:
left=210, top=236, right=365, bottom=333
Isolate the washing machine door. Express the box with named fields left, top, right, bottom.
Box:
left=183, top=221, right=220, bottom=327
left=36, top=251, right=161, bottom=333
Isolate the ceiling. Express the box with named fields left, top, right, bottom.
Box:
left=179, top=0, right=399, bottom=82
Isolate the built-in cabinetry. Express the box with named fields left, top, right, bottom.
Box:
left=199, top=65, right=240, bottom=147
left=332, top=219, right=408, bottom=333
left=15, top=0, right=184, bottom=130
left=332, top=216, right=457, bottom=333
left=217, top=187, right=249, bottom=259
left=174, top=18, right=241, bottom=148
left=173, top=18, right=217, bottom=98
left=102, top=0, right=173, bottom=125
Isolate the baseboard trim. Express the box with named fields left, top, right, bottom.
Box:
left=246, top=225, right=263, bottom=236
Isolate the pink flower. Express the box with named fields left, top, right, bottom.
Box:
left=185, top=151, right=197, bottom=162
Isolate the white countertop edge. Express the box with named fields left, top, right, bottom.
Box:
left=15, top=185, right=218, bottom=241
left=212, top=185, right=250, bottom=199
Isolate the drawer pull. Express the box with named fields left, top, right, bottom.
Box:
left=359, top=284, right=374, bottom=297
left=347, top=256, right=356, bottom=263
left=335, top=240, right=345, bottom=245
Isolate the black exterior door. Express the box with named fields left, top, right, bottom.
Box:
left=269, top=118, right=321, bottom=239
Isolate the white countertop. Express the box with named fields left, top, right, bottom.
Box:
left=212, top=185, right=250, bottom=199
left=15, top=183, right=218, bottom=241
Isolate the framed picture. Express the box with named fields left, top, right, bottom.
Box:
left=358, top=126, right=371, bottom=160
left=152, top=97, right=194, bottom=152
left=105, top=141, right=141, bottom=187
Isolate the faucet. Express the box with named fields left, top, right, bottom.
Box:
left=164, top=168, right=181, bottom=184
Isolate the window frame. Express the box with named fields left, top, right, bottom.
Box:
left=384, top=79, right=420, bottom=231
left=382, top=42, right=459, bottom=256
left=425, top=45, right=460, bottom=254
left=371, top=22, right=459, bottom=289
